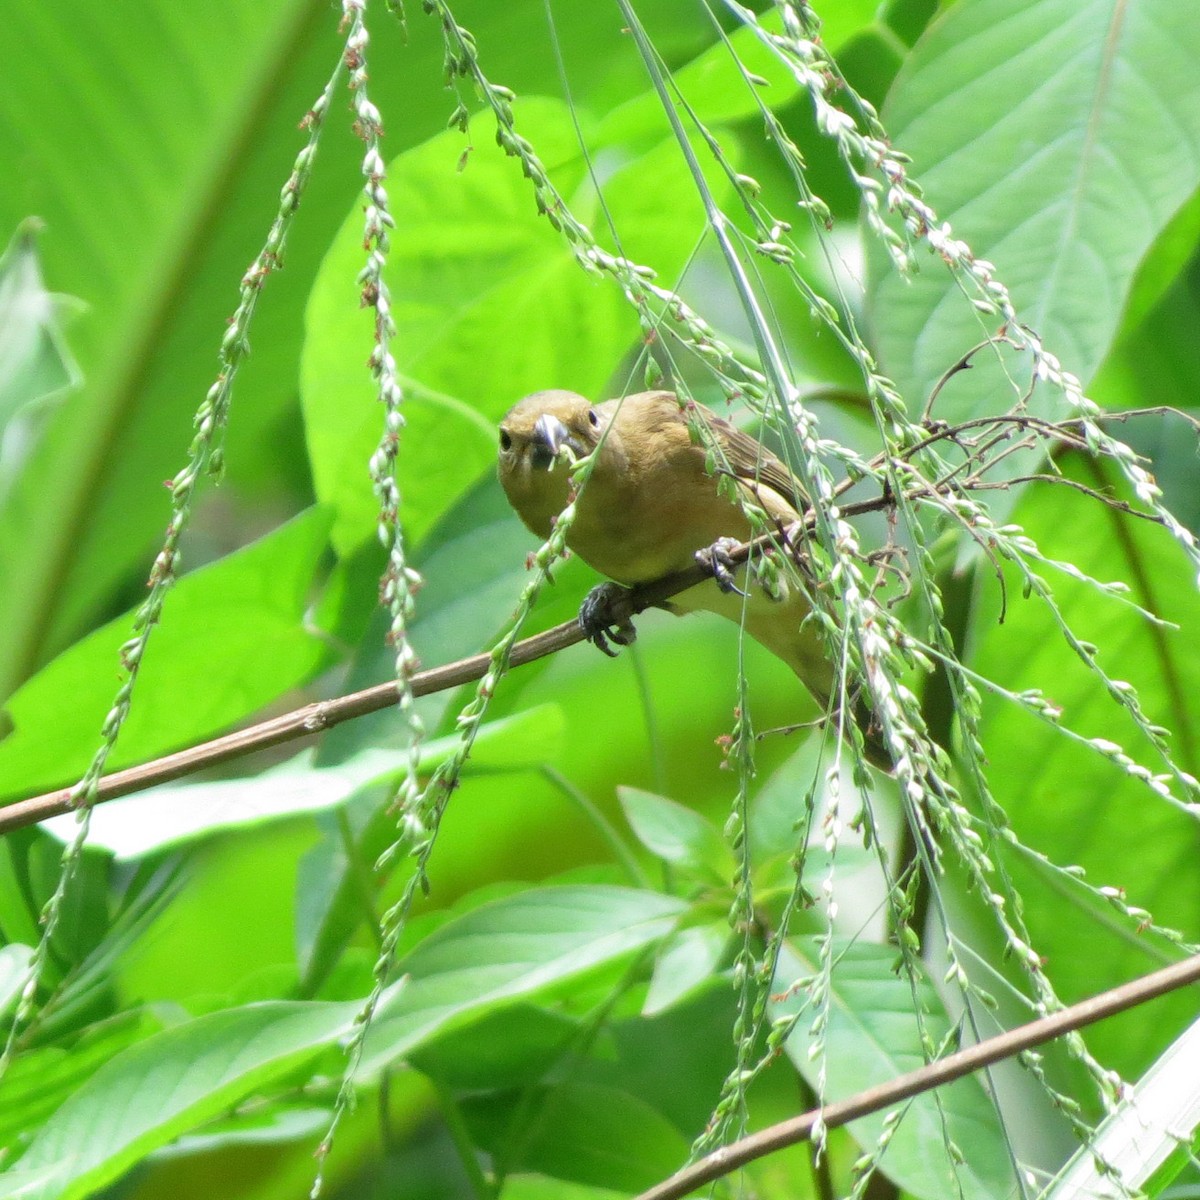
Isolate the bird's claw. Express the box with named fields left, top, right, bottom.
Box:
left=696, top=537, right=748, bottom=597
left=579, top=582, right=638, bottom=658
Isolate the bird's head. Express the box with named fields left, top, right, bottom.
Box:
left=497, top=390, right=607, bottom=537
left=499, top=390, right=603, bottom=470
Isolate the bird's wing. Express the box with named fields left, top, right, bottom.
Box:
left=707, top=412, right=806, bottom=519
left=600, top=391, right=806, bottom=519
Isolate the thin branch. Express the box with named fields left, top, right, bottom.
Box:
left=0, top=564, right=699, bottom=835
left=0, top=407, right=1181, bottom=837
left=920, top=335, right=1004, bottom=422
left=632, top=952, right=1200, bottom=1200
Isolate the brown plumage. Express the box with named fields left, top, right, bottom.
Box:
left=497, top=389, right=836, bottom=712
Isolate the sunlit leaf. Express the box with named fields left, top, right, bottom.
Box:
left=5, top=999, right=364, bottom=1200
left=0, top=507, right=333, bottom=799
left=869, top=0, right=1200, bottom=440
left=775, top=939, right=1016, bottom=1200
left=358, top=885, right=684, bottom=1075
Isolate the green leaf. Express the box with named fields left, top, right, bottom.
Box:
left=5, top=999, right=362, bottom=1200
left=775, top=939, right=1016, bottom=1200
left=464, top=1080, right=689, bottom=1192
left=0, top=1010, right=164, bottom=1157
left=409, top=1003, right=580, bottom=1091
left=590, top=979, right=739, bottom=1136
left=969, top=455, right=1200, bottom=1073
left=0, top=507, right=333, bottom=800
left=358, top=885, right=684, bottom=1075
left=153, top=1105, right=331, bottom=1158
left=642, top=922, right=728, bottom=1015
left=869, top=0, right=1200, bottom=430
left=0, top=942, right=33, bottom=1019
left=618, top=786, right=732, bottom=878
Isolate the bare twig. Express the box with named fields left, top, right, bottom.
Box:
left=920, top=335, right=1003, bottom=422
left=633, top=953, right=1200, bottom=1200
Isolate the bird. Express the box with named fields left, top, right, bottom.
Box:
left=496, top=388, right=849, bottom=732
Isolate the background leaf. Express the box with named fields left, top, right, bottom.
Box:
left=359, top=885, right=685, bottom=1075
left=0, top=508, right=333, bottom=799
left=969, top=455, right=1200, bottom=1074
left=775, top=939, right=1018, bottom=1200
left=7, top=999, right=362, bottom=1200
left=868, top=0, right=1200, bottom=428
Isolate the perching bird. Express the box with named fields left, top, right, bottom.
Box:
left=497, top=388, right=842, bottom=722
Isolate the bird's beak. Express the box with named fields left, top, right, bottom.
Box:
left=531, top=413, right=573, bottom=470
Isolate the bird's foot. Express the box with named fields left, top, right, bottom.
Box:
left=696, top=537, right=748, bottom=596
left=579, top=582, right=638, bottom=658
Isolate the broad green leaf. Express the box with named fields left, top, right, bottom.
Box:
left=868, top=0, right=1200, bottom=432
left=775, top=939, right=1016, bottom=1200
left=465, top=983, right=743, bottom=1194
left=464, top=1081, right=689, bottom=1192
left=618, top=787, right=733, bottom=879
left=642, top=922, right=728, bottom=1015
left=0, top=507, right=332, bottom=800
left=6, top=999, right=363, bottom=1200
left=409, top=1003, right=580, bottom=1091
left=587, top=979, right=740, bottom=1137
left=153, top=1105, right=330, bottom=1159
left=41, top=705, right=564, bottom=860
left=0, top=1010, right=164, bottom=1156
left=357, top=885, right=684, bottom=1075
left=969, top=456, right=1200, bottom=1072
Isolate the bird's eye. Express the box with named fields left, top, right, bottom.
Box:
left=499, top=429, right=512, bottom=451
left=587, top=409, right=599, bottom=427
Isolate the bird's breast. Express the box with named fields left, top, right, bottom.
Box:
left=567, top=462, right=754, bottom=585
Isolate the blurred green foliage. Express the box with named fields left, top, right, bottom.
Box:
left=1, top=1, right=1199, bottom=1199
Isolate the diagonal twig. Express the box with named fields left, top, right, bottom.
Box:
left=633, top=952, right=1200, bottom=1200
